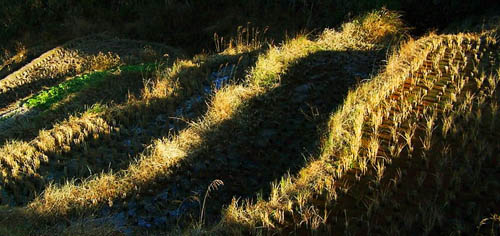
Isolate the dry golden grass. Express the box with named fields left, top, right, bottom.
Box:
left=213, top=28, right=499, bottom=235
left=0, top=36, right=260, bottom=205
left=0, top=112, right=111, bottom=200
left=27, top=82, right=257, bottom=218
left=0, top=35, right=181, bottom=113
left=0, top=10, right=404, bottom=234
left=3, top=8, right=497, bottom=236
left=252, top=9, right=404, bottom=89
left=0, top=31, right=262, bottom=235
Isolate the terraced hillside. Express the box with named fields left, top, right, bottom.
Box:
left=0, top=9, right=499, bottom=236
left=0, top=34, right=180, bottom=131
left=0, top=47, right=258, bottom=206
left=216, top=33, right=500, bottom=235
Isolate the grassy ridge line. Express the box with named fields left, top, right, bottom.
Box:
left=0, top=46, right=260, bottom=205
left=0, top=64, right=156, bottom=201
left=214, top=33, right=495, bottom=234
left=251, top=9, right=404, bottom=88
left=0, top=65, right=163, bottom=203
left=0, top=64, right=160, bottom=148
left=334, top=57, right=500, bottom=234
left=344, top=42, right=500, bottom=234
left=27, top=81, right=257, bottom=219
left=0, top=44, right=55, bottom=81
left=11, top=10, right=403, bottom=228
left=0, top=59, right=200, bottom=202
left=361, top=37, right=492, bottom=155
left=0, top=34, right=180, bottom=112
left=0, top=47, right=66, bottom=91
left=215, top=37, right=434, bottom=233
left=0, top=112, right=111, bottom=201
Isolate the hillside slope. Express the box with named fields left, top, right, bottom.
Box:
left=217, top=31, right=500, bottom=235
left=0, top=9, right=499, bottom=236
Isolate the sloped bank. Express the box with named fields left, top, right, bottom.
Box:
left=0, top=34, right=182, bottom=115
left=20, top=9, right=404, bottom=235
left=215, top=29, right=500, bottom=235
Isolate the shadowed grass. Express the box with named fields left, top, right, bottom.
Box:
left=0, top=9, right=405, bottom=235
left=5, top=8, right=497, bottom=236
left=213, top=29, right=499, bottom=235
left=0, top=42, right=262, bottom=209
left=0, top=63, right=161, bottom=146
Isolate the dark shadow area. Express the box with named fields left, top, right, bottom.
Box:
left=443, top=8, right=500, bottom=34
left=3, top=0, right=499, bottom=59
left=399, top=0, right=500, bottom=36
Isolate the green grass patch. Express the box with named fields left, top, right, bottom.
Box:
left=85, top=103, right=107, bottom=114
left=24, top=64, right=156, bottom=110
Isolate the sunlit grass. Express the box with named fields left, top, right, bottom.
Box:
left=215, top=28, right=499, bottom=235
left=0, top=7, right=498, bottom=236
left=0, top=10, right=403, bottom=234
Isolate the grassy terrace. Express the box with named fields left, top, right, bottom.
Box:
left=217, top=34, right=500, bottom=235
left=0, top=62, right=162, bottom=146
left=0, top=5, right=499, bottom=236
left=0, top=10, right=405, bottom=234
